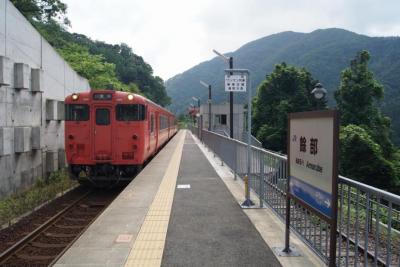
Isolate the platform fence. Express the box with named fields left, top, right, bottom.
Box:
left=189, top=127, right=400, bottom=266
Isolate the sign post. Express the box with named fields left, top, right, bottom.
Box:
left=284, top=110, right=339, bottom=267
left=225, top=69, right=254, bottom=207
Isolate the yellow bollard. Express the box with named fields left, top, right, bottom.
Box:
left=244, top=175, right=249, bottom=199
left=241, top=175, right=254, bottom=207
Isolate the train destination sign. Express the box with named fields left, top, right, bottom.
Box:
left=288, top=110, right=339, bottom=219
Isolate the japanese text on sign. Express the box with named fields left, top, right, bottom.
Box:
left=298, top=136, right=318, bottom=155
left=225, top=74, right=247, bottom=92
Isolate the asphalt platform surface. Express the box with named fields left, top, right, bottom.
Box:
left=161, top=133, right=281, bottom=267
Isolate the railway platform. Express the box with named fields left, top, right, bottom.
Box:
left=54, top=130, right=324, bottom=267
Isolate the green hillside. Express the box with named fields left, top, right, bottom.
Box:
left=166, top=28, right=400, bottom=144
left=11, top=0, right=170, bottom=107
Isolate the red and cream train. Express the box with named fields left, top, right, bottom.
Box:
left=64, top=89, right=177, bottom=184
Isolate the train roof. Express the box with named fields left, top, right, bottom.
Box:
left=65, top=89, right=175, bottom=117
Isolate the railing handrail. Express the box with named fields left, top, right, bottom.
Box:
left=203, top=129, right=288, bottom=161
left=203, top=128, right=400, bottom=204
left=242, top=131, right=263, bottom=147
left=197, top=127, right=400, bottom=265
left=339, top=175, right=400, bottom=204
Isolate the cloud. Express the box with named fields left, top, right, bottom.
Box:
left=63, top=0, right=400, bottom=80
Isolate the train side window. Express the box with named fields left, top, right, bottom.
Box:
left=96, top=109, right=110, bottom=125
left=116, top=104, right=146, bottom=121
left=159, top=115, right=168, bottom=130
left=65, top=104, right=89, bottom=121
left=150, top=114, right=154, bottom=133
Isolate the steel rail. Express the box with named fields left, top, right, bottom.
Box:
left=339, top=231, right=387, bottom=266
left=48, top=193, right=110, bottom=267
left=0, top=190, right=92, bottom=264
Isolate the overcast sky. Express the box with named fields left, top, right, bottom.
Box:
left=62, top=0, right=400, bottom=80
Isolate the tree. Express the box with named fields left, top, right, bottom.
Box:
left=335, top=50, right=394, bottom=157
left=12, top=0, right=171, bottom=106
left=78, top=41, right=171, bottom=106
left=336, top=50, right=399, bottom=192
left=339, top=125, right=398, bottom=189
left=58, top=44, right=131, bottom=91
left=253, top=63, right=326, bottom=152
left=11, top=0, right=70, bottom=26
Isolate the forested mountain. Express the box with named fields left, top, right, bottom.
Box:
left=11, top=0, right=170, bottom=106
left=166, top=28, right=400, bottom=144
left=37, top=25, right=171, bottom=106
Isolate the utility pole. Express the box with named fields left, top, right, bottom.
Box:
left=213, top=49, right=234, bottom=138
left=229, top=57, right=234, bottom=139
left=200, top=80, right=212, bottom=131
left=192, top=97, right=200, bottom=125
left=208, top=85, right=212, bottom=131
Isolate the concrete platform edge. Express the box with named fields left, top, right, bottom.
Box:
left=124, top=131, right=186, bottom=267
left=54, top=131, right=185, bottom=267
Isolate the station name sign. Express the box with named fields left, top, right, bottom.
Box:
left=288, top=110, right=339, bottom=219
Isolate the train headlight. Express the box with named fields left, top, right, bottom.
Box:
left=127, top=94, right=134, bottom=100
left=72, top=93, right=79, bottom=101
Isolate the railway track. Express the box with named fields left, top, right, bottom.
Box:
left=0, top=188, right=122, bottom=266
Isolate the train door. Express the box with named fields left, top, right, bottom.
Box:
left=93, top=106, right=112, bottom=160
left=149, top=112, right=156, bottom=154
left=155, top=113, right=159, bottom=150
left=145, top=105, right=150, bottom=153
left=168, top=116, right=170, bottom=139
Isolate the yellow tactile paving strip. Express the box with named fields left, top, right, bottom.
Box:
left=124, top=131, right=186, bottom=267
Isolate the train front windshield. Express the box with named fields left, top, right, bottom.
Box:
left=116, top=104, right=146, bottom=121
left=65, top=104, right=89, bottom=121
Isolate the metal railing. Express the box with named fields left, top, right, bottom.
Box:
left=242, top=131, right=263, bottom=148
left=188, top=123, right=201, bottom=140
left=191, top=128, right=400, bottom=266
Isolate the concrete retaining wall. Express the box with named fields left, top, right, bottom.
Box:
left=0, top=0, right=90, bottom=198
